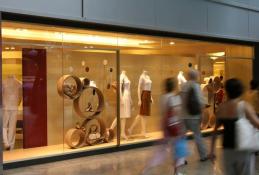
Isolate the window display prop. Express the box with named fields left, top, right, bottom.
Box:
left=110, top=70, right=132, bottom=140
left=2, top=75, right=22, bottom=150
left=177, top=71, right=187, bottom=91
left=57, top=75, right=114, bottom=149
left=128, top=70, right=153, bottom=138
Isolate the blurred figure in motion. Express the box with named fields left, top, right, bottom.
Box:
left=182, top=69, right=208, bottom=161
left=210, top=78, right=259, bottom=175
left=244, top=79, right=259, bottom=156
left=142, top=78, right=188, bottom=175
left=244, top=80, right=259, bottom=118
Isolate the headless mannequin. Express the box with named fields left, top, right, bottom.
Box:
left=2, top=75, right=22, bottom=150
left=110, top=70, right=132, bottom=140
left=128, top=70, right=153, bottom=138
left=177, top=71, right=187, bottom=91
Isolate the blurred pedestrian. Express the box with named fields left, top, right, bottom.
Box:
left=181, top=69, right=208, bottom=161
left=142, top=78, right=188, bottom=175
left=210, top=78, right=259, bottom=175
left=244, top=80, right=259, bottom=117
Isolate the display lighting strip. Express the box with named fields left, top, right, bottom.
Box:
left=2, top=28, right=156, bottom=48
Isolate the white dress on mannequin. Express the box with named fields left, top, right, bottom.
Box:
left=2, top=75, right=22, bottom=150
left=120, top=74, right=132, bottom=118
left=110, top=71, right=132, bottom=140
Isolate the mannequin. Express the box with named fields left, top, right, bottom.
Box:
left=128, top=70, right=153, bottom=138
left=2, top=75, right=22, bottom=150
left=110, top=70, right=132, bottom=140
left=177, top=71, right=187, bottom=91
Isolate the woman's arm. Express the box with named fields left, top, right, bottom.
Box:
left=245, top=102, right=259, bottom=129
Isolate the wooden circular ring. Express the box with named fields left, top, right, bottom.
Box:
left=82, top=118, right=101, bottom=145
left=57, top=75, right=83, bottom=100
left=80, top=77, right=90, bottom=89
left=73, top=86, right=104, bottom=119
left=65, top=128, right=86, bottom=149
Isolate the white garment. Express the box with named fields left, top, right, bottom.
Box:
left=2, top=77, right=22, bottom=110
left=120, top=74, right=131, bottom=118
left=3, top=110, right=18, bottom=149
left=139, top=74, right=152, bottom=91
left=2, top=76, right=22, bottom=149
left=160, top=93, right=182, bottom=118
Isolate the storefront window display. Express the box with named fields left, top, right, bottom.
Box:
left=1, top=21, right=254, bottom=163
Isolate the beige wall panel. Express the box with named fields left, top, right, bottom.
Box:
left=47, top=49, right=64, bottom=145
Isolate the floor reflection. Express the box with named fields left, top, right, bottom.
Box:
left=4, top=138, right=259, bottom=175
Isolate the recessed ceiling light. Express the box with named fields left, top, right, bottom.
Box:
left=5, top=47, right=10, bottom=50
left=89, top=46, right=94, bottom=49
left=169, top=41, right=175, bottom=45
left=84, top=46, right=88, bottom=49
left=11, top=46, right=15, bottom=50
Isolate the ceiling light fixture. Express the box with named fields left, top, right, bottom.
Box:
left=169, top=41, right=175, bottom=45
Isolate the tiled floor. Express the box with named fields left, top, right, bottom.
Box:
left=4, top=138, right=259, bottom=175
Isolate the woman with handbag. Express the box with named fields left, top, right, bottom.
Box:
left=141, top=78, right=188, bottom=175
left=161, top=78, right=189, bottom=175
left=210, top=78, right=259, bottom=175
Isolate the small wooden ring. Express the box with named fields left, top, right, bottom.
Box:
left=65, top=128, right=85, bottom=149
left=57, top=75, right=83, bottom=100
left=73, top=86, right=104, bottom=119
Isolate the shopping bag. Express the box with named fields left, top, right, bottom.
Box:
left=236, top=101, right=259, bottom=151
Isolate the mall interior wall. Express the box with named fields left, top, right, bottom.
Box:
left=0, top=0, right=259, bottom=42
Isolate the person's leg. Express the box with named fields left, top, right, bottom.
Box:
left=140, top=116, right=147, bottom=137
left=120, top=118, right=127, bottom=140
left=223, top=149, right=236, bottom=175
left=8, top=110, right=18, bottom=150
left=110, top=118, right=117, bottom=130
left=186, top=119, right=207, bottom=160
left=236, top=152, right=254, bottom=175
left=128, top=115, right=141, bottom=135
left=3, top=110, right=10, bottom=149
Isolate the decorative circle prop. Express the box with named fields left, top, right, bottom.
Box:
left=82, top=118, right=102, bottom=145
left=65, top=128, right=86, bottom=149
left=57, top=75, right=83, bottom=99
left=85, top=67, right=90, bottom=72
left=80, top=77, right=90, bottom=89
left=73, top=86, right=104, bottom=119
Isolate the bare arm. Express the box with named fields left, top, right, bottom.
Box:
left=245, top=102, right=259, bottom=129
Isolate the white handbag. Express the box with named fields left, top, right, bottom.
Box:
left=235, top=101, right=259, bottom=151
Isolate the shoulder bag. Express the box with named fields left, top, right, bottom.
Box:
left=235, top=101, right=259, bottom=151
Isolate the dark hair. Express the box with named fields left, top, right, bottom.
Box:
left=164, top=78, right=176, bottom=93
left=250, top=80, right=259, bottom=90
left=220, top=76, right=223, bottom=81
left=188, top=63, right=192, bottom=68
left=225, top=78, right=244, bottom=99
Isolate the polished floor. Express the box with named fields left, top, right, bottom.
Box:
left=4, top=138, right=259, bottom=175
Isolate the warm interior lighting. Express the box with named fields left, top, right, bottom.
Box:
left=208, top=52, right=225, bottom=60
left=2, top=28, right=156, bottom=48
left=169, top=41, right=175, bottom=45
left=210, top=56, right=218, bottom=60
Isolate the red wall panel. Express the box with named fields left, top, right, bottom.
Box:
left=22, top=48, right=47, bottom=148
